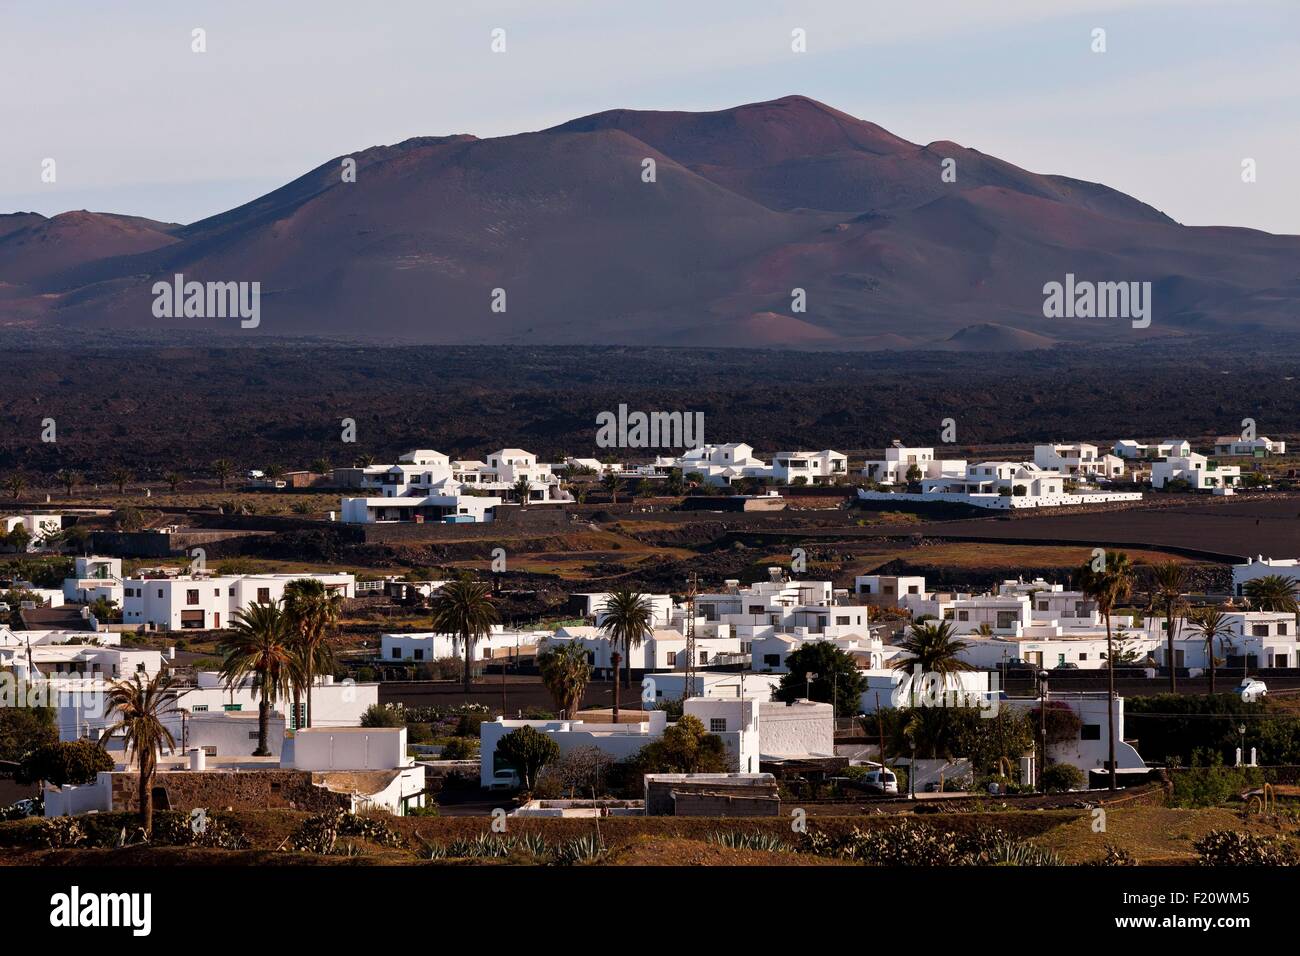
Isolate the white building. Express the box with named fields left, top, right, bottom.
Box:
left=123, top=571, right=355, bottom=631
left=62, top=556, right=124, bottom=606
left=1232, top=556, right=1300, bottom=599
left=1113, top=438, right=1191, bottom=460
left=340, top=490, right=502, bottom=524
left=861, top=442, right=965, bottom=486
left=770, top=450, right=849, bottom=485
left=1032, top=443, right=1126, bottom=479
left=1214, top=436, right=1286, bottom=457
left=1, top=512, right=63, bottom=550
left=1151, top=454, right=1241, bottom=491
left=380, top=625, right=548, bottom=663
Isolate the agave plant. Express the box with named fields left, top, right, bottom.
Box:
left=707, top=830, right=790, bottom=852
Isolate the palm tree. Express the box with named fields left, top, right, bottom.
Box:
left=212, top=459, right=234, bottom=490
left=599, top=590, right=656, bottom=722
left=283, top=578, right=344, bottom=727
left=1077, top=551, right=1134, bottom=790
left=429, top=578, right=499, bottom=693
left=310, top=457, right=331, bottom=476
left=1188, top=606, right=1231, bottom=694
left=601, top=472, right=623, bottom=504
left=100, top=671, right=177, bottom=835
left=891, top=619, right=976, bottom=675
left=55, top=469, right=80, bottom=498
left=219, top=602, right=298, bottom=755
left=538, top=641, right=592, bottom=718
left=1243, top=575, right=1298, bottom=614
left=512, top=476, right=532, bottom=507
left=108, top=467, right=132, bottom=494
left=1149, top=561, right=1188, bottom=693
left=352, top=453, right=375, bottom=468
left=164, top=471, right=183, bottom=493
left=3, top=473, right=26, bottom=500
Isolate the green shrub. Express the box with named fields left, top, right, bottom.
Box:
left=1041, top=763, right=1085, bottom=793
left=1194, top=830, right=1295, bottom=866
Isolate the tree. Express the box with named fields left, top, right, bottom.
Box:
left=1077, top=551, right=1134, bottom=790
left=634, top=714, right=729, bottom=773
left=775, top=641, right=869, bottom=718
left=496, top=724, right=560, bottom=791
left=108, top=467, right=132, bottom=494
left=511, top=476, right=532, bottom=507
left=89, top=596, right=120, bottom=623
left=55, top=469, right=80, bottom=498
left=310, top=457, right=331, bottom=475
left=1243, top=575, right=1298, bottom=614
left=1189, top=606, right=1232, bottom=694
left=538, top=640, right=592, bottom=718
left=1150, top=561, right=1188, bottom=693
left=0, top=698, right=58, bottom=763
left=283, top=578, right=343, bottom=728
left=892, top=620, right=976, bottom=677
left=599, top=589, right=655, bottom=704
left=164, top=471, right=183, bottom=493
left=219, top=601, right=298, bottom=755
left=601, top=472, right=623, bottom=504
left=428, top=578, right=499, bottom=693
left=100, top=671, right=177, bottom=835
left=17, top=739, right=114, bottom=787
left=359, top=704, right=404, bottom=728
left=212, top=459, right=234, bottom=490
left=3, top=473, right=26, bottom=500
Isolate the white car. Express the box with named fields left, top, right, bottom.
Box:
left=488, top=768, right=520, bottom=791
left=862, top=769, right=899, bottom=795
left=1238, top=678, right=1268, bottom=702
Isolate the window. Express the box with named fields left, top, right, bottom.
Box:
left=248, top=731, right=260, bottom=740
left=1252, top=625, right=1269, bottom=637
left=1080, top=724, right=1101, bottom=740
left=1280, top=622, right=1290, bottom=636
left=710, top=718, right=727, bottom=733
left=223, top=704, right=242, bottom=712
left=413, top=649, right=424, bottom=661
left=391, top=648, right=401, bottom=659
left=836, top=616, right=850, bottom=626
left=997, top=610, right=1018, bottom=629
left=1038, top=602, right=1049, bottom=612
left=1079, top=653, right=1088, bottom=661
left=257, top=587, right=271, bottom=603
left=191, top=704, right=209, bottom=712
left=907, top=585, right=919, bottom=594
left=186, top=588, right=200, bottom=605
left=958, top=610, right=969, bottom=622
left=764, top=654, right=780, bottom=667
left=665, top=653, right=675, bottom=666
left=699, top=651, right=708, bottom=664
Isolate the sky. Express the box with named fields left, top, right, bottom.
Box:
left=1, top=0, right=1296, bottom=233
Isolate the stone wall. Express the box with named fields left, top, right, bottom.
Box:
left=109, top=770, right=350, bottom=813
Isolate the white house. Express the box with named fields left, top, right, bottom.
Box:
left=1033, top=444, right=1126, bottom=479
left=1151, top=454, right=1241, bottom=491
left=1214, top=436, right=1286, bottom=457
left=1232, top=556, right=1300, bottom=599
left=380, top=626, right=548, bottom=663
left=861, top=442, right=965, bottom=486
left=340, top=490, right=502, bottom=524
left=1, top=513, right=63, bottom=550
left=62, top=556, right=124, bottom=606
left=770, top=450, right=849, bottom=485
left=123, top=571, right=355, bottom=631
left=1113, top=438, right=1191, bottom=460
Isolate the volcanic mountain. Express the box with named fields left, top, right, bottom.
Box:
left=3, top=95, right=1297, bottom=349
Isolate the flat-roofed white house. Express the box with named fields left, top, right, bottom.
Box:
left=123, top=572, right=355, bottom=631
left=1, top=512, right=63, bottom=550
left=340, top=489, right=502, bottom=524
left=770, top=450, right=848, bottom=485
left=380, top=626, right=548, bottom=663
left=1150, top=454, right=1241, bottom=491
left=1214, top=436, right=1286, bottom=457
left=62, top=556, right=124, bottom=605
left=861, top=441, right=966, bottom=485
left=1033, top=443, right=1126, bottom=478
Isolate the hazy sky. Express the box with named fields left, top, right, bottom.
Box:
left=2, top=0, right=1296, bottom=233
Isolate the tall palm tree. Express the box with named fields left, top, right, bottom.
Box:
left=538, top=640, right=592, bottom=718
left=429, top=578, right=499, bottom=693
left=511, top=476, right=532, bottom=507
left=601, top=472, right=623, bottom=504
left=55, top=469, right=80, bottom=498
left=599, top=589, right=655, bottom=707
left=108, top=467, right=132, bottom=494
left=1243, top=575, right=1298, bottom=614
left=283, top=578, right=343, bottom=727
left=1149, top=561, right=1188, bottom=693
left=891, top=619, right=976, bottom=675
left=1077, top=551, right=1133, bottom=791
left=100, top=671, right=177, bottom=835
left=1188, top=606, right=1231, bottom=694
left=212, top=458, right=234, bottom=490
left=219, top=601, right=298, bottom=755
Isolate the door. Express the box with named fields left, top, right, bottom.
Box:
left=213, top=611, right=220, bottom=629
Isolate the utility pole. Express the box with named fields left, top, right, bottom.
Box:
left=875, top=692, right=886, bottom=776
left=682, top=572, right=699, bottom=700
left=1038, top=669, right=1049, bottom=791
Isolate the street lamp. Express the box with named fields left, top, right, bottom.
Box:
left=1238, top=723, right=1247, bottom=767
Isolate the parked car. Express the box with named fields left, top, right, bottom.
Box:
left=488, top=768, right=520, bottom=790
left=861, top=769, right=899, bottom=795
left=1238, top=678, right=1268, bottom=702
left=1055, top=662, right=1080, bottom=670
